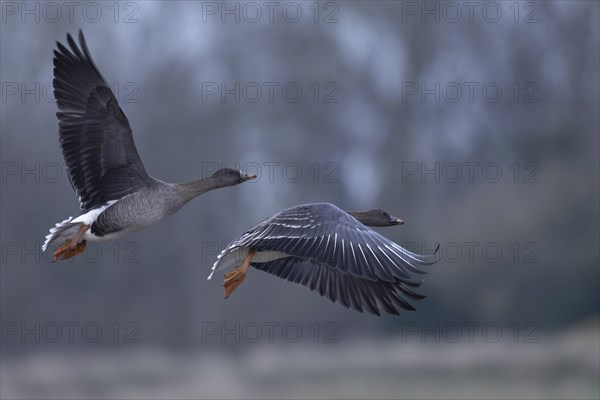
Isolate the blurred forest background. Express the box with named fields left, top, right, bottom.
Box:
left=1, top=1, right=598, bottom=399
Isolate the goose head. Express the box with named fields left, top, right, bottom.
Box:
left=209, top=168, right=256, bottom=187
left=348, top=209, right=404, bottom=227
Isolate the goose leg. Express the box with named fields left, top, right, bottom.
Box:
left=224, top=248, right=256, bottom=299
left=52, top=224, right=89, bottom=261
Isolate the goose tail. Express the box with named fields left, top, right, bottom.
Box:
left=42, top=217, right=83, bottom=252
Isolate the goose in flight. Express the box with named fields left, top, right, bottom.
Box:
left=208, top=203, right=437, bottom=316
left=43, top=31, right=255, bottom=261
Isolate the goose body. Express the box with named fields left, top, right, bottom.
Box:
left=209, top=203, right=437, bottom=316
left=43, top=31, right=254, bottom=260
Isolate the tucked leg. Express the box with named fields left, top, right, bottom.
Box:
left=52, top=224, right=89, bottom=261
left=224, top=248, right=256, bottom=299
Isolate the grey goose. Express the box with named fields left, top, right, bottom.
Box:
left=43, top=31, right=255, bottom=261
left=208, top=203, right=437, bottom=316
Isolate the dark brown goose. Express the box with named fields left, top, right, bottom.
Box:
left=43, top=31, right=255, bottom=261
left=209, top=203, right=437, bottom=316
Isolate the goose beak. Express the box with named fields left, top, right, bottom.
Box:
left=392, top=217, right=404, bottom=225
left=240, top=171, right=257, bottom=182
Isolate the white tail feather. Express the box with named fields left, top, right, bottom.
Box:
left=42, top=217, right=75, bottom=251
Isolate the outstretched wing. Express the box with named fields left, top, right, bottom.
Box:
left=254, top=257, right=426, bottom=316
left=53, top=30, right=152, bottom=210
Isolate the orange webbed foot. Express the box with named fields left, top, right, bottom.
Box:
left=224, top=266, right=248, bottom=299
left=52, top=240, right=87, bottom=261
left=223, top=249, right=256, bottom=299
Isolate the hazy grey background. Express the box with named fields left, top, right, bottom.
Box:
left=1, top=1, right=598, bottom=399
